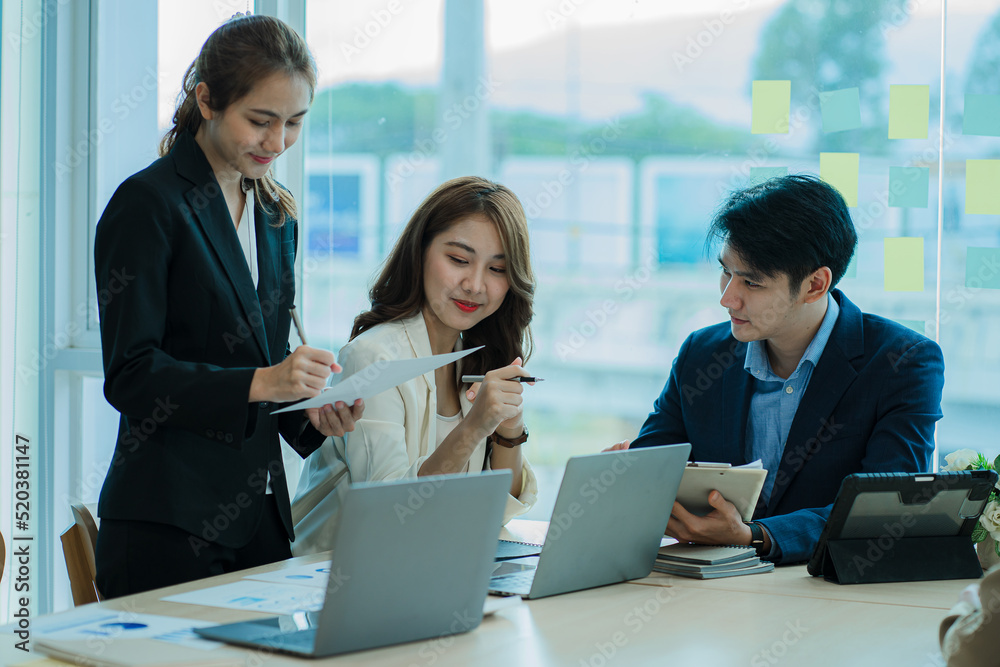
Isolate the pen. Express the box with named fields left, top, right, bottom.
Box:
left=461, top=375, right=545, bottom=384
left=289, top=306, right=308, bottom=346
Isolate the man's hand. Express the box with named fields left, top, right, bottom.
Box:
left=602, top=440, right=630, bottom=453
left=666, top=490, right=755, bottom=546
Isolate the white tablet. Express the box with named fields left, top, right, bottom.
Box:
left=675, top=465, right=767, bottom=521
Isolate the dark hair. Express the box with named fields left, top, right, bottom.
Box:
left=352, top=176, right=534, bottom=378
left=159, top=14, right=317, bottom=226
left=707, top=174, right=858, bottom=294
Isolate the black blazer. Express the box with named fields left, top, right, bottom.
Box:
left=94, top=131, right=325, bottom=548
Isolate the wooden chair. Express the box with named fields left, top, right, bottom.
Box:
left=60, top=503, right=102, bottom=605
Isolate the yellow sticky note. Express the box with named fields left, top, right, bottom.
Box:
left=965, top=159, right=1000, bottom=215
left=889, top=84, right=930, bottom=139
left=752, top=80, right=790, bottom=134
left=820, top=153, right=860, bottom=207
left=884, top=237, right=924, bottom=292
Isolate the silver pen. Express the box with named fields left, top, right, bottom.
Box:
left=289, top=306, right=308, bottom=346
left=461, top=375, right=545, bottom=384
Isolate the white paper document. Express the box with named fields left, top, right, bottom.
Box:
left=272, top=345, right=483, bottom=414
left=243, top=560, right=332, bottom=588
left=15, top=609, right=221, bottom=650
left=162, top=580, right=326, bottom=615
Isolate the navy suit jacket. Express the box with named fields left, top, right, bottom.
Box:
left=631, top=290, right=945, bottom=563
left=94, top=130, right=325, bottom=548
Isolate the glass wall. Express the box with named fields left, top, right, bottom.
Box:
left=939, top=0, right=1000, bottom=461
left=300, top=0, right=999, bottom=517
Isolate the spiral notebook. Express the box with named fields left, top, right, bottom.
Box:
left=654, top=543, right=774, bottom=579
left=656, top=543, right=756, bottom=565
left=496, top=539, right=542, bottom=561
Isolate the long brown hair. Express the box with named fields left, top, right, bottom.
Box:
left=353, top=176, right=535, bottom=378
left=159, top=14, right=316, bottom=226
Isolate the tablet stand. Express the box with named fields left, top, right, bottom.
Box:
left=817, top=535, right=983, bottom=584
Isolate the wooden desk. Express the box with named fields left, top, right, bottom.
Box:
left=502, top=518, right=971, bottom=609
left=634, top=566, right=969, bottom=610
left=2, top=521, right=974, bottom=666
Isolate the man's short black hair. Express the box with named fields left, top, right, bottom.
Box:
left=707, top=174, right=858, bottom=294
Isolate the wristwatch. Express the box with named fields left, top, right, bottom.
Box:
left=488, top=425, right=529, bottom=448
left=746, top=521, right=766, bottom=556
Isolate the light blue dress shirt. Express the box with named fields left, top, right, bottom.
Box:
left=744, top=294, right=840, bottom=505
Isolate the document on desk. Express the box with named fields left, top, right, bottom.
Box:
left=165, top=575, right=508, bottom=621
left=272, top=345, right=484, bottom=413
left=4, top=608, right=220, bottom=648
left=36, top=638, right=246, bottom=667
left=162, top=580, right=326, bottom=615
left=243, top=560, right=332, bottom=588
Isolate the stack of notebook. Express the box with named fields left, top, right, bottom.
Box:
left=653, top=543, right=775, bottom=579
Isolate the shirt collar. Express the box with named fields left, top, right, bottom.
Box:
left=744, top=293, right=840, bottom=381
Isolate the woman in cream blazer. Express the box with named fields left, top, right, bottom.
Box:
left=292, top=312, right=538, bottom=554
left=292, top=176, right=539, bottom=555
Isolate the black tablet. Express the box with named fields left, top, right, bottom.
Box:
left=807, top=470, right=998, bottom=584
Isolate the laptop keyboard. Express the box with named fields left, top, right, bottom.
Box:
left=490, top=570, right=535, bottom=596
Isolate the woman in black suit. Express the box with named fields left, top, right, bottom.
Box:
left=93, top=14, right=363, bottom=597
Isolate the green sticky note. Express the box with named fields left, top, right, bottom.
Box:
left=820, top=153, right=860, bottom=207
left=842, top=254, right=857, bottom=280
left=820, top=87, right=862, bottom=133
left=888, top=85, right=930, bottom=139
left=888, top=166, right=929, bottom=208
left=752, top=80, right=791, bottom=134
left=884, top=237, right=924, bottom=292
left=894, top=319, right=925, bottom=335
left=966, top=159, right=1000, bottom=215
left=748, top=166, right=788, bottom=186
left=965, top=247, right=1000, bottom=290
left=963, top=94, right=1000, bottom=137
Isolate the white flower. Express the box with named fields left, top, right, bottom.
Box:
left=943, top=448, right=979, bottom=472
left=981, top=500, right=1000, bottom=542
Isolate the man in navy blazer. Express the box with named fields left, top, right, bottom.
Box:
left=630, top=174, right=944, bottom=564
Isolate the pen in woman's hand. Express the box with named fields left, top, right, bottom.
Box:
left=289, top=306, right=308, bottom=346
left=461, top=375, right=545, bottom=384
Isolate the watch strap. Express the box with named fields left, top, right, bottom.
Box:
left=747, top=521, right=766, bottom=556
left=488, top=426, right=528, bottom=448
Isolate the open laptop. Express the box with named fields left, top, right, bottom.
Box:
left=195, top=470, right=511, bottom=657
left=490, top=443, right=691, bottom=599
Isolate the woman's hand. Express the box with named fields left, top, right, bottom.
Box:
left=305, top=399, right=364, bottom=437
left=249, top=345, right=339, bottom=403
left=465, top=358, right=530, bottom=440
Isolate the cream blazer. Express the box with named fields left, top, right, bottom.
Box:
left=290, top=312, right=538, bottom=555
